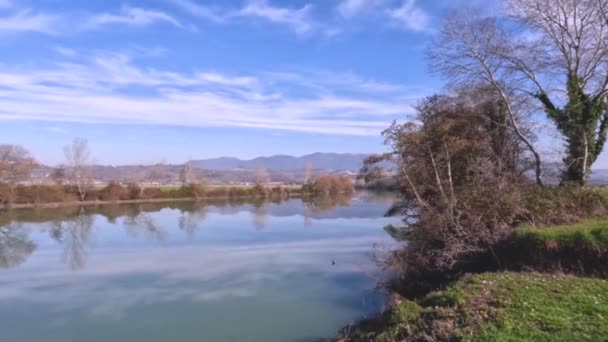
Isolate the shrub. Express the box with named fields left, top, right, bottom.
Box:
left=303, top=174, right=354, bottom=196
left=98, top=181, right=128, bottom=201
left=126, top=183, right=142, bottom=200
left=188, top=183, right=206, bottom=199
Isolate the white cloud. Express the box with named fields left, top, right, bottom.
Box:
left=337, top=0, right=381, bottom=18
left=54, top=46, right=77, bottom=57
left=0, top=50, right=419, bottom=136
left=88, top=6, right=185, bottom=29
left=387, top=0, right=430, bottom=32
left=238, top=0, right=317, bottom=34
left=170, top=0, right=225, bottom=22
left=0, top=10, right=61, bottom=35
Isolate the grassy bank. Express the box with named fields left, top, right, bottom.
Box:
left=500, top=217, right=608, bottom=276
left=339, top=216, right=608, bottom=341
left=340, top=272, right=608, bottom=341
left=515, top=218, right=608, bottom=249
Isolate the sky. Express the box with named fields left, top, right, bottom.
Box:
left=3, top=0, right=598, bottom=167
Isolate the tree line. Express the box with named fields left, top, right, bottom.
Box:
left=358, top=0, right=608, bottom=291
left=0, top=139, right=354, bottom=206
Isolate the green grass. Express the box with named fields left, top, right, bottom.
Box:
left=475, top=273, right=608, bottom=341
left=343, top=272, right=608, bottom=341
left=515, top=217, right=608, bottom=248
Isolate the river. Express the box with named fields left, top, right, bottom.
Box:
left=0, top=192, right=398, bottom=342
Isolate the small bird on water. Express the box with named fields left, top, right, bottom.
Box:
left=331, top=260, right=336, bottom=265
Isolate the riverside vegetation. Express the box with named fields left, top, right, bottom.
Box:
left=0, top=179, right=353, bottom=208
left=343, top=0, right=608, bottom=340
left=0, top=140, right=354, bottom=208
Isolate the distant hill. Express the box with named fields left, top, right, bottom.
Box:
left=190, top=153, right=369, bottom=171
left=31, top=153, right=372, bottom=185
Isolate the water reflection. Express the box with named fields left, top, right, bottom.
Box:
left=0, top=192, right=398, bottom=342
left=178, top=203, right=207, bottom=238
left=124, top=212, right=166, bottom=242
left=0, top=223, right=35, bottom=269
left=0, top=194, right=362, bottom=270
left=49, top=208, right=95, bottom=270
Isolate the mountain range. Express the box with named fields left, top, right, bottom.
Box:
left=32, top=153, right=371, bottom=185
left=189, top=153, right=369, bottom=171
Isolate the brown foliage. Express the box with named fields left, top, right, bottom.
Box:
left=382, top=90, right=537, bottom=278
left=303, top=174, right=354, bottom=196
left=381, top=90, right=608, bottom=295
left=98, top=181, right=128, bottom=201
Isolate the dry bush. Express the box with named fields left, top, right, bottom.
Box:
left=303, top=174, right=354, bottom=196
left=380, top=90, right=536, bottom=284
left=15, top=185, right=73, bottom=204
left=380, top=90, right=608, bottom=293
left=98, top=182, right=128, bottom=201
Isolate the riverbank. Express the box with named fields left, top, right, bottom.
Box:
left=0, top=181, right=358, bottom=210
left=1, top=175, right=356, bottom=209
left=340, top=272, right=608, bottom=341
left=337, top=217, right=608, bottom=341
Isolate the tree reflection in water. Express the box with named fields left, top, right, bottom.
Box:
left=0, top=223, right=35, bottom=269
left=0, top=194, right=359, bottom=269
left=49, top=207, right=94, bottom=270
left=178, top=203, right=207, bottom=238
left=251, top=200, right=269, bottom=230
left=303, top=194, right=353, bottom=226
left=123, top=206, right=166, bottom=242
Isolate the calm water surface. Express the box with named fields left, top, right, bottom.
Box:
left=0, top=193, right=398, bottom=342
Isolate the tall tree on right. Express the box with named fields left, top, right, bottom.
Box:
left=431, top=0, right=608, bottom=185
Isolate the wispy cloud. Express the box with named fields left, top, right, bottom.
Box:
left=44, top=126, right=69, bottom=134
left=387, top=0, right=430, bottom=32
left=238, top=0, right=318, bottom=34
left=0, top=10, right=62, bottom=35
left=54, top=46, right=77, bottom=57
left=0, top=50, right=418, bottom=136
left=169, top=0, right=225, bottom=22
left=337, top=0, right=384, bottom=18
left=172, top=0, right=338, bottom=36
left=88, top=6, right=186, bottom=30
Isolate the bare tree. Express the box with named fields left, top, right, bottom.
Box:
left=0, top=145, right=37, bottom=202
left=429, top=11, right=545, bottom=186
left=64, top=138, right=93, bottom=201
left=180, top=161, right=195, bottom=185
left=505, top=0, right=608, bottom=184
left=132, top=161, right=166, bottom=198
left=0, top=144, right=37, bottom=184
left=254, top=166, right=269, bottom=186
left=51, top=166, right=66, bottom=185
left=180, top=160, right=207, bottom=199
left=304, top=162, right=313, bottom=184
left=431, top=0, right=608, bottom=185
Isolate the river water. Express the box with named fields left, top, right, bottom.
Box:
left=0, top=192, right=398, bottom=342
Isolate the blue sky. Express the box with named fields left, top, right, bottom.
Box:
left=3, top=0, right=597, bottom=167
